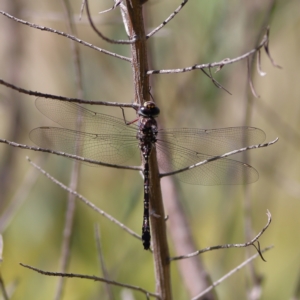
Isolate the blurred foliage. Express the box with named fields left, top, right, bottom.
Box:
left=0, top=0, right=299, bottom=299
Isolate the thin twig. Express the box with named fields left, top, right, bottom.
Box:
left=248, top=57, right=260, bottom=98
left=0, top=78, right=136, bottom=107
left=0, top=11, right=131, bottom=62
left=0, top=139, right=142, bottom=171
left=170, top=210, right=272, bottom=261
left=147, top=32, right=268, bottom=75
left=98, top=0, right=123, bottom=15
left=256, top=50, right=266, bottom=77
left=84, top=0, right=136, bottom=44
left=241, top=8, right=278, bottom=294
left=26, top=157, right=142, bottom=242
left=94, top=225, right=114, bottom=300
left=263, top=27, right=282, bottom=69
left=21, top=13, right=122, bottom=25
left=160, top=138, right=278, bottom=178
left=201, top=67, right=232, bottom=95
left=79, top=0, right=85, bottom=20
left=191, top=245, right=274, bottom=300
left=62, top=2, right=84, bottom=101
left=20, top=263, right=160, bottom=299
left=54, top=1, right=83, bottom=299
left=146, top=0, right=189, bottom=39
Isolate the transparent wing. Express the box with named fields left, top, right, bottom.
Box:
left=32, top=98, right=140, bottom=165
left=30, top=127, right=139, bottom=165
left=157, top=127, right=265, bottom=155
left=156, top=127, right=265, bottom=185
left=32, top=99, right=264, bottom=184
left=35, top=98, right=138, bottom=134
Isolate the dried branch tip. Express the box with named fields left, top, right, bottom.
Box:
left=264, top=27, right=282, bottom=69
left=99, top=0, right=123, bottom=14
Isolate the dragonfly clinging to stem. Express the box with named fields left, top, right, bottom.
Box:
left=30, top=98, right=266, bottom=250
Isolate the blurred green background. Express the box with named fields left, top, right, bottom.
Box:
left=0, top=0, right=299, bottom=299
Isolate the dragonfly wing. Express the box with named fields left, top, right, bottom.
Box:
left=35, top=98, right=138, bottom=134
left=30, top=127, right=139, bottom=165
left=157, top=127, right=266, bottom=155
left=156, top=138, right=259, bottom=185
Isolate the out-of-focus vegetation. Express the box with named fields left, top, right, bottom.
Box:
left=0, top=0, right=298, bottom=299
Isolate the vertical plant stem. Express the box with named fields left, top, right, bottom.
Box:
left=161, top=177, right=217, bottom=300
left=0, top=0, right=24, bottom=210
left=242, top=2, right=277, bottom=298
left=54, top=1, right=84, bottom=299
left=144, top=5, right=215, bottom=299
left=94, top=225, right=114, bottom=300
left=121, top=1, right=172, bottom=299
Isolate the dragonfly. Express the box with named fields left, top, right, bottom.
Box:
left=30, top=98, right=266, bottom=250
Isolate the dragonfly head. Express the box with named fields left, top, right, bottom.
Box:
left=138, top=101, right=160, bottom=118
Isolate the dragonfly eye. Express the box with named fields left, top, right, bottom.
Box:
left=138, top=101, right=160, bottom=117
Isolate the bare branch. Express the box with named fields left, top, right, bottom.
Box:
left=248, top=57, right=260, bottom=98
left=201, top=67, right=232, bottom=95
left=26, top=157, right=142, bottom=242
left=0, top=138, right=142, bottom=171
left=0, top=11, right=131, bottom=62
left=20, top=263, right=160, bottom=299
left=94, top=225, right=114, bottom=300
left=79, top=0, right=85, bottom=20
left=215, top=58, right=230, bottom=73
left=146, top=0, right=188, bottom=39
left=191, top=245, right=274, bottom=300
left=147, top=32, right=268, bottom=75
left=62, top=1, right=84, bottom=100
left=170, top=210, right=272, bottom=261
left=161, top=138, right=278, bottom=179
left=0, top=78, right=136, bottom=108
left=257, top=50, right=267, bottom=76
left=98, top=0, right=123, bottom=14
left=263, top=27, right=282, bottom=69
left=84, top=0, right=136, bottom=44
left=54, top=2, right=83, bottom=298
